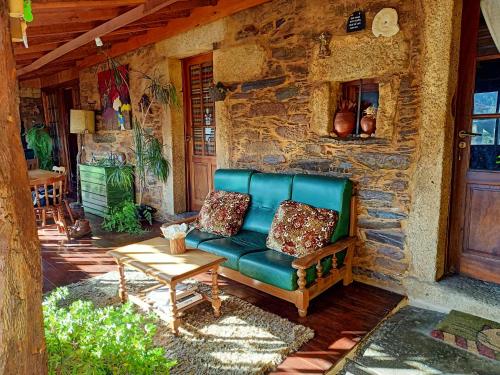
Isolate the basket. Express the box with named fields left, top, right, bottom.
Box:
left=169, top=237, right=186, bottom=255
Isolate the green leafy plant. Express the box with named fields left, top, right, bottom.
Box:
left=133, top=120, right=170, bottom=205
left=44, top=287, right=176, bottom=375
left=102, top=200, right=143, bottom=234
left=25, top=125, right=54, bottom=170
left=107, top=165, right=135, bottom=190
left=95, top=54, right=178, bottom=211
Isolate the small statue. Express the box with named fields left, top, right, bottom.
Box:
left=318, top=31, right=332, bottom=58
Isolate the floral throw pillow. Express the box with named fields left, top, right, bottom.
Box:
left=266, top=200, right=339, bottom=257
left=195, top=190, right=250, bottom=237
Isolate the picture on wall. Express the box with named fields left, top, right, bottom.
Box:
left=97, top=65, right=132, bottom=130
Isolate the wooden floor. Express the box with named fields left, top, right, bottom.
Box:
left=40, top=217, right=403, bottom=374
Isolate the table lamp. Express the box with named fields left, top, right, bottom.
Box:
left=70, top=109, right=95, bottom=202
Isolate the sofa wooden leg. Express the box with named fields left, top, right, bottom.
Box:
left=343, top=244, right=355, bottom=286
left=298, top=308, right=308, bottom=318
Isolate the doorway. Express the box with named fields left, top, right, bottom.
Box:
left=41, top=81, right=80, bottom=194
left=182, top=53, right=217, bottom=211
left=449, top=1, right=500, bottom=284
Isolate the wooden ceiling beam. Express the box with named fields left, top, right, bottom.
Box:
left=78, top=0, right=271, bottom=68
left=31, top=0, right=144, bottom=11
left=14, top=42, right=62, bottom=55
left=29, top=8, right=123, bottom=27
left=27, top=22, right=99, bottom=38
left=18, top=0, right=183, bottom=76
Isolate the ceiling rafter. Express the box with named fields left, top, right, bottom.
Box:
left=31, top=0, right=145, bottom=11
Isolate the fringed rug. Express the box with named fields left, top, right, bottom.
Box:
left=431, top=310, right=500, bottom=361
left=48, top=270, right=314, bottom=374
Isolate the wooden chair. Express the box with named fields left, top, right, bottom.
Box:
left=52, top=165, right=75, bottom=224
left=52, top=166, right=66, bottom=174
left=30, top=174, right=70, bottom=239
left=27, top=158, right=39, bottom=170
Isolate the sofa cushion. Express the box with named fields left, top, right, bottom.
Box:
left=291, top=174, right=352, bottom=243
left=242, top=173, right=294, bottom=234
left=196, top=190, right=250, bottom=236
left=267, top=200, right=339, bottom=257
left=238, top=250, right=346, bottom=291
left=185, top=229, right=222, bottom=248
left=214, top=169, right=254, bottom=193
left=198, top=230, right=268, bottom=270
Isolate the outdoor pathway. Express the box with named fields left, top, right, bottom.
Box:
left=338, top=306, right=500, bottom=375
left=40, top=215, right=404, bottom=374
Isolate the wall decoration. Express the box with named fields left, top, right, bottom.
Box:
left=360, top=105, right=377, bottom=137
left=333, top=100, right=356, bottom=138
left=346, top=10, right=366, bottom=33
left=98, top=65, right=132, bottom=130
left=372, top=8, right=400, bottom=37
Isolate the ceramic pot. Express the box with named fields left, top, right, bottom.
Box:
left=360, top=115, right=376, bottom=135
left=334, top=112, right=356, bottom=138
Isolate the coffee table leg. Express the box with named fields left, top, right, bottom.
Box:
left=118, top=262, right=128, bottom=303
left=169, top=284, right=180, bottom=335
left=211, top=266, right=221, bottom=318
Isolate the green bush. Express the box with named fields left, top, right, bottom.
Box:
left=102, top=200, right=143, bottom=234
left=44, top=288, right=176, bottom=375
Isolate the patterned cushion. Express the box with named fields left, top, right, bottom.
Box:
left=196, top=190, right=250, bottom=237
left=266, top=200, right=339, bottom=257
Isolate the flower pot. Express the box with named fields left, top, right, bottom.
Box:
left=136, top=204, right=157, bottom=224
left=360, top=115, right=376, bottom=136
left=334, top=112, right=356, bottom=138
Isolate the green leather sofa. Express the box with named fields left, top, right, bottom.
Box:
left=185, top=169, right=356, bottom=317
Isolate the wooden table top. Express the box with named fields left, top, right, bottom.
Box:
left=28, top=169, right=60, bottom=183
left=108, top=237, right=226, bottom=283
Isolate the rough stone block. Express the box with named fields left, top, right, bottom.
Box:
left=241, top=76, right=286, bottom=92
left=365, top=230, right=406, bottom=249
left=214, top=43, right=267, bottom=83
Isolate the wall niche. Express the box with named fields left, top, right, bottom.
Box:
left=332, top=78, right=380, bottom=139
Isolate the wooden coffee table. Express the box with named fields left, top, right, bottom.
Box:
left=107, top=237, right=226, bottom=335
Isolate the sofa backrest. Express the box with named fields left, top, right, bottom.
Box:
left=291, top=174, right=352, bottom=242
left=241, top=173, right=293, bottom=234
left=214, top=169, right=254, bottom=193
left=212, top=169, right=353, bottom=242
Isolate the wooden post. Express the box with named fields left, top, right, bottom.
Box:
left=0, top=1, right=47, bottom=372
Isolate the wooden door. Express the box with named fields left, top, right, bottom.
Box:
left=183, top=53, right=217, bottom=211
left=449, top=1, right=500, bottom=284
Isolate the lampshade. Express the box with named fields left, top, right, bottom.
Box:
left=8, top=0, right=23, bottom=18
left=70, top=109, right=95, bottom=134
left=10, top=17, right=27, bottom=43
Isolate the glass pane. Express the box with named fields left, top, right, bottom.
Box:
left=473, top=92, right=498, bottom=114
left=471, top=119, right=497, bottom=145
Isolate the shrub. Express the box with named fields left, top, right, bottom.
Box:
left=102, top=200, right=143, bottom=234
left=44, top=288, right=176, bottom=375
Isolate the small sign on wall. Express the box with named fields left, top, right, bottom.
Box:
left=346, top=10, right=366, bottom=33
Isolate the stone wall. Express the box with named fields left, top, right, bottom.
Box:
left=78, top=0, right=460, bottom=292
left=214, top=0, right=422, bottom=291
left=19, top=87, right=44, bottom=130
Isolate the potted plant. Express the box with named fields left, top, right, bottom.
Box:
left=103, top=56, right=178, bottom=225
left=25, top=124, right=54, bottom=170
left=360, top=105, right=377, bottom=136
left=333, top=99, right=356, bottom=138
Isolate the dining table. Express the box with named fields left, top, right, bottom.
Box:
left=28, top=169, right=61, bottom=184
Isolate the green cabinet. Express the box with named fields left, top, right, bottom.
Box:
left=79, top=164, right=134, bottom=217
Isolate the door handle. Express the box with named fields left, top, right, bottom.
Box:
left=459, top=130, right=481, bottom=138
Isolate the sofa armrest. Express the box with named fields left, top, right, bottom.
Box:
left=291, top=236, right=356, bottom=270
left=168, top=215, right=198, bottom=225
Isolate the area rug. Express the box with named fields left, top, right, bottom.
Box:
left=49, top=269, right=314, bottom=374
left=431, top=310, right=500, bottom=361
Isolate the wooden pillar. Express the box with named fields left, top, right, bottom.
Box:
left=0, top=1, right=47, bottom=373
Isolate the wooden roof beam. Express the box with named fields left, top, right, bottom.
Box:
left=17, top=0, right=183, bottom=76
left=31, top=0, right=145, bottom=11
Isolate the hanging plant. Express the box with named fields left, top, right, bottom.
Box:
left=25, top=125, right=54, bottom=170
left=23, top=0, right=33, bottom=22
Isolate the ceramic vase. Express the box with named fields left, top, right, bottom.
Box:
left=360, top=115, right=376, bottom=136
left=334, top=112, right=356, bottom=138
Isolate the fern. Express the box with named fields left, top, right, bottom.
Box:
left=25, top=125, right=54, bottom=170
